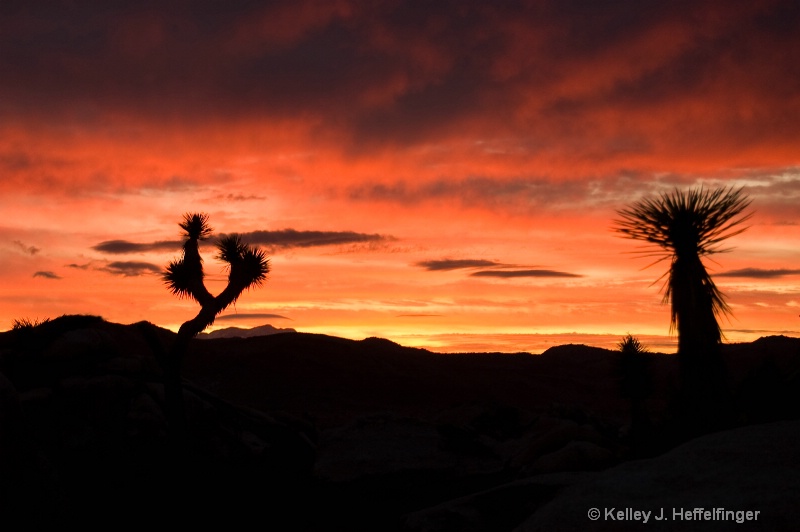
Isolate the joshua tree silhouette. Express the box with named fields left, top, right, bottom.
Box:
left=162, top=213, right=269, bottom=439
left=614, top=187, right=751, bottom=434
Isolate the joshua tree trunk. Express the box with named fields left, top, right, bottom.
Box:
left=670, top=253, right=731, bottom=435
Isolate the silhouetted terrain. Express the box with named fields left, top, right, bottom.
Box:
left=197, top=323, right=297, bottom=339
left=1, top=316, right=798, bottom=529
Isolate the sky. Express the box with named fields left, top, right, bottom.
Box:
left=2, top=0, right=800, bottom=353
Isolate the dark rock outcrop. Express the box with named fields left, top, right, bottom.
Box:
left=0, top=316, right=316, bottom=526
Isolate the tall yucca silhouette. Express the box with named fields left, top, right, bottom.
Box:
left=614, top=187, right=751, bottom=434
left=614, top=187, right=751, bottom=354
left=162, top=213, right=269, bottom=439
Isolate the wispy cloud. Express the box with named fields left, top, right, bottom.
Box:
left=13, top=240, right=40, bottom=255
left=346, top=174, right=679, bottom=213
left=65, top=260, right=160, bottom=277
left=416, top=259, right=503, bottom=271
left=215, top=193, right=266, bottom=202
left=349, top=177, right=594, bottom=209
left=33, top=271, right=61, bottom=279
left=471, top=269, right=582, bottom=278
left=92, top=240, right=181, bottom=254
left=726, top=329, right=800, bottom=335
left=234, top=229, right=391, bottom=249
left=215, top=313, right=292, bottom=321
left=418, top=258, right=581, bottom=279
left=99, top=261, right=162, bottom=277
left=718, top=268, right=800, bottom=279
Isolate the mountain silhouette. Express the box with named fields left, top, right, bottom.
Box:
left=197, top=323, right=297, bottom=339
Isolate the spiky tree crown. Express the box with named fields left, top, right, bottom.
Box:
left=614, top=187, right=752, bottom=259
left=179, top=213, right=213, bottom=241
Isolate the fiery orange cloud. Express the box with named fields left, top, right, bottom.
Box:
left=1, top=1, right=799, bottom=352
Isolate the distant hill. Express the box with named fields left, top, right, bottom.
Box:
left=197, top=323, right=296, bottom=339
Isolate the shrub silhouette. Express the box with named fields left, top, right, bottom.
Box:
left=11, top=317, right=51, bottom=330
left=614, top=187, right=751, bottom=435
left=162, top=213, right=269, bottom=439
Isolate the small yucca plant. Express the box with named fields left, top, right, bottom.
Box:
left=618, top=334, right=648, bottom=355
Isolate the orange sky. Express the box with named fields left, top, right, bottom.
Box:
left=2, top=1, right=799, bottom=352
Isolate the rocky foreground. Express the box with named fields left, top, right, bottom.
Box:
left=0, top=315, right=798, bottom=529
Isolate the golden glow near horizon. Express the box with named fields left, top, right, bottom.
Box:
left=1, top=2, right=800, bottom=352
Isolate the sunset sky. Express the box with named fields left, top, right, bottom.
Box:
left=2, top=1, right=800, bottom=353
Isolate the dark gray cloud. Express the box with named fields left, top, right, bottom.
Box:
left=100, top=261, right=162, bottom=277
left=92, top=239, right=182, bottom=254
left=233, top=229, right=390, bottom=249
left=65, top=259, right=160, bottom=277
left=471, top=269, right=581, bottom=278
left=2, top=1, right=798, bottom=154
left=215, top=313, right=292, bottom=322
left=13, top=240, right=40, bottom=255
left=93, top=229, right=391, bottom=256
left=33, top=270, right=61, bottom=279
left=416, top=259, right=503, bottom=271
left=718, top=268, right=800, bottom=279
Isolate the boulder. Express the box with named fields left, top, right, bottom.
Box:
left=526, top=440, right=613, bottom=474
left=517, top=420, right=800, bottom=531
left=404, top=472, right=593, bottom=532
left=508, top=417, right=609, bottom=471
left=315, top=414, right=500, bottom=482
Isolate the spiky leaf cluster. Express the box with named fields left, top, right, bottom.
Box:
left=179, top=213, right=212, bottom=241
left=618, top=334, right=648, bottom=355
left=163, top=258, right=197, bottom=299
left=614, top=187, right=751, bottom=259
left=216, top=234, right=270, bottom=294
